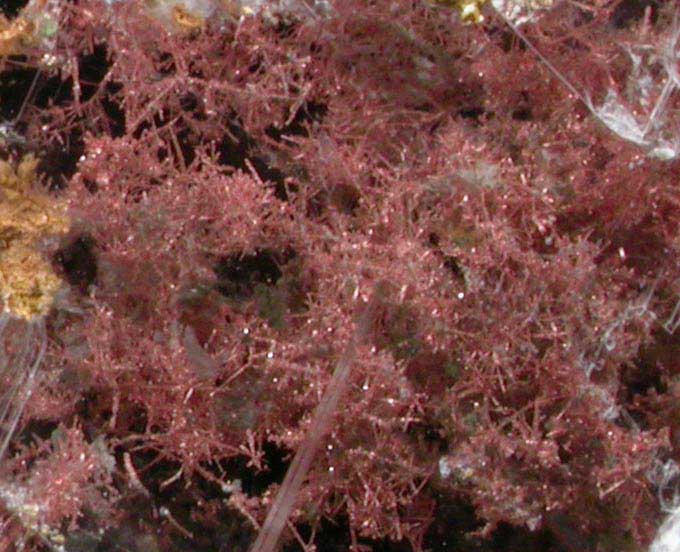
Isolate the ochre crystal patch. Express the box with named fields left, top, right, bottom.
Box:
left=0, top=155, right=69, bottom=320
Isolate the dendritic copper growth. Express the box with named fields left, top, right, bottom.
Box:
left=1, top=0, right=680, bottom=551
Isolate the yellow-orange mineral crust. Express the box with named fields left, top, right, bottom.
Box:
left=0, top=244, right=63, bottom=320
left=0, top=155, right=70, bottom=320
left=0, top=15, right=35, bottom=57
